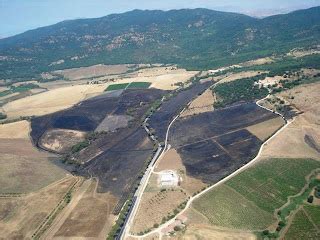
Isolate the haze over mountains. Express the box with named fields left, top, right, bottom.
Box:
left=0, top=6, right=319, bottom=81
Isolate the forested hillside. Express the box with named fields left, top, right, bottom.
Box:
left=0, top=7, right=319, bottom=80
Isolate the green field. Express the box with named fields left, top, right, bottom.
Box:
left=105, top=83, right=130, bottom=91
left=303, top=205, right=320, bottom=227
left=226, top=158, right=320, bottom=213
left=193, top=158, right=320, bottom=231
left=193, top=185, right=275, bottom=230
left=127, top=82, right=151, bottom=89
left=105, top=82, right=151, bottom=91
left=284, top=206, right=320, bottom=240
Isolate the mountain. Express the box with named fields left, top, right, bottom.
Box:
left=0, top=7, right=319, bottom=81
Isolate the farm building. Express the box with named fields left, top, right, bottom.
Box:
left=159, top=170, right=179, bottom=187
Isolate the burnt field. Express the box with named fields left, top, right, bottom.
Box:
left=31, top=88, right=165, bottom=147
left=30, top=88, right=166, bottom=213
left=169, top=102, right=283, bottom=184
left=149, top=81, right=212, bottom=142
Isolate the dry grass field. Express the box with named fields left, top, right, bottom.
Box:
left=179, top=210, right=257, bottom=240
left=0, top=121, right=67, bottom=193
left=155, top=149, right=207, bottom=195
left=117, top=69, right=198, bottom=90
left=240, top=57, right=275, bottom=67
left=131, top=188, right=188, bottom=234
left=247, top=117, right=285, bottom=141
left=53, top=64, right=131, bottom=80
left=2, top=84, right=107, bottom=118
left=261, top=82, right=320, bottom=159
left=47, top=179, right=117, bottom=239
left=180, top=89, right=215, bottom=118
left=40, top=129, right=86, bottom=153
left=218, top=71, right=265, bottom=84
left=0, top=176, right=76, bottom=239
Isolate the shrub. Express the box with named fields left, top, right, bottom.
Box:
left=0, top=113, right=7, bottom=120
left=174, top=226, right=183, bottom=231
left=307, top=195, right=314, bottom=203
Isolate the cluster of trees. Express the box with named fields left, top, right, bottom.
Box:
left=0, top=113, right=7, bottom=120
left=213, top=74, right=268, bottom=108
left=107, top=198, right=134, bottom=240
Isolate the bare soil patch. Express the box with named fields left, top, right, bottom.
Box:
left=258, top=75, right=286, bottom=87
left=95, top=114, right=133, bottom=132
left=218, top=71, right=265, bottom=84
left=116, top=70, right=197, bottom=90
left=287, top=48, right=320, bottom=58
left=0, top=120, right=30, bottom=139
left=53, top=64, right=131, bottom=80
left=131, top=188, right=188, bottom=234
left=261, top=82, right=320, bottom=159
left=260, top=117, right=320, bottom=159
left=180, top=223, right=256, bottom=240
left=0, top=121, right=67, bottom=193
left=180, top=89, right=215, bottom=118
left=155, top=149, right=207, bottom=195
left=52, top=179, right=117, bottom=239
left=0, top=176, right=76, bottom=239
left=3, top=84, right=107, bottom=118
left=240, top=57, right=275, bottom=67
left=40, top=129, right=86, bottom=153
left=247, top=117, right=285, bottom=141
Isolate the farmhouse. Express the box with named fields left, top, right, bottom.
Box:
left=159, top=170, right=179, bottom=187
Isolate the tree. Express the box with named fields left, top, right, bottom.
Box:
left=307, top=195, right=314, bottom=203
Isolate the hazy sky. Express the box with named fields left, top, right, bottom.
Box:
left=1, top=0, right=320, bottom=38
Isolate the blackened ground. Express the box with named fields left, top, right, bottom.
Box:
left=30, top=88, right=166, bottom=214
left=149, top=81, right=212, bottom=142
left=169, top=102, right=277, bottom=147
left=30, top=88, right=165, bottom=147
left=78, top=127, right=154, bottom=213
left=170, top=102, right=281, bottom=184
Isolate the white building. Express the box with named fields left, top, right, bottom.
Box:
left=159, top=170, right=179, bottom=187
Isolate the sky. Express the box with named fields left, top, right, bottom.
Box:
left=1, top=0, right=320, bottom=38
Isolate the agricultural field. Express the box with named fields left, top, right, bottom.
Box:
left=149, top=81, right=212, bottom=141
left=180, top=89, right=215, bottom=118
left=105, top=82, right=151, bottom=91
left=0, top=120, right=68, bottom=193
left=284, top=206, right=320, bottom=240
left=53, top=64, right=133, bottom=80
left=0, top=176, right=77, bottom=239
left=218, top=71, right=266, bottom=84
left=261, top=82, right=320, bottom=160
left=29, top=87, right=166, bottom=233
left=132, top=188, right=188, bottom=234
left=39, top=129, right=87, bottom=153
left=169, top=102, right=283, bottom=184
left=2, top=84, right=107, bottom=119
left=190, top=158, right=320, bottom=232
left=155, top=149, right=207, bottom=195
left=44, top=179, right=117, bottom=239
left=192, top=184, right=275, bottom=230
left=127, top=81, right=151, bottom=89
